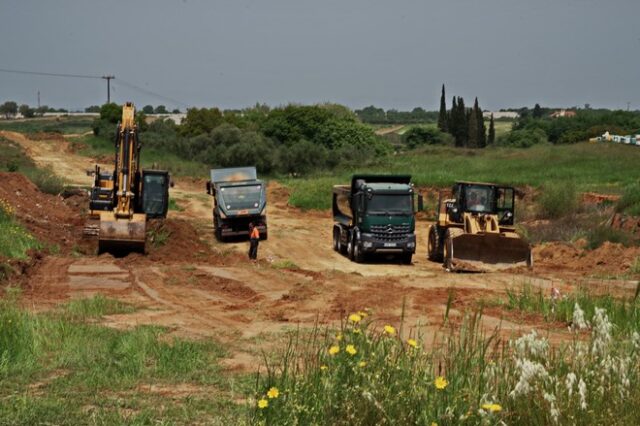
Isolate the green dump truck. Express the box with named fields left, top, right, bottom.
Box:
left=332, top=175, right=423, bottom=264
left=206, top=167, right=267, bottom=241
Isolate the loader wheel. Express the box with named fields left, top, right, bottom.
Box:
left=427, top=225, right=443, bottom=262
left=333, top=228, right=340, bottom=252
left=444, top=229, right=455, bottom=271
left=526, top=250, right=534, bottom=269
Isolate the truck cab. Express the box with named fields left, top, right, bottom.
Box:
left=206, top=167, right=267, bottom=241
left=332, top=175, right=423, bottom=264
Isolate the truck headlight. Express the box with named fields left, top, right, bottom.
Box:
left=407, top=242, right=415, bottom=248
left=363, top=241, right=373, bottom=248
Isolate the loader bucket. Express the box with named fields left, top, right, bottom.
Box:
left=447, top=232, right=531, bottom=272
left=98, top=212, right=147, bottom=255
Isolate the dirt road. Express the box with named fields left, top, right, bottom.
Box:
left=4, top=131, right=637, bottom=368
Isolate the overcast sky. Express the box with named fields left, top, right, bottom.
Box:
left=1, top=0, right=639, bottom=111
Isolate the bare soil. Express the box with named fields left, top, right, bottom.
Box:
left=2, top=131, right=638, bottom=370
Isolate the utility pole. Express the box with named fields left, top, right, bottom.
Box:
left=102, top=75, right=115, bottom=103
left=37, top=90, right=40, bottom=108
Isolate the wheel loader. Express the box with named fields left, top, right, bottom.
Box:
left=427, top=181, right=532, bottom=272
left=87, top=102, right=170, bottom=254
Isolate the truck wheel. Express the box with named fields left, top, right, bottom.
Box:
left=213, top=217, right=223, bottom=242
left=347, top=233, right=355, bottom=261
left=353, top=234, right=364, bottom=263
left=333, top=228, right=340, bottom=252
left=401, top=252, right=413, bottom=265
left=261, top=231, right=268, bottom=241
left=427, top=225, right=444, bottom=262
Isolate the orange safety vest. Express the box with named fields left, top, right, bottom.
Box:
left=250, top=227, right=260, bottom=239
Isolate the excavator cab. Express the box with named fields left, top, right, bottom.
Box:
left=140, top=170, right=170, bottom=218
left=428, top=182, right=532, bottom=272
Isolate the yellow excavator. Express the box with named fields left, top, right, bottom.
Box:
left=87, top=102, right=170, bottom=254
left=427, top=181, right=532, bottom=272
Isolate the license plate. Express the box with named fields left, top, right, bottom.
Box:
left=238, top=209, right=249, bottom=215
left=384, top=243, right=396, bottom=247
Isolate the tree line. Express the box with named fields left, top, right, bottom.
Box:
left=0, top=101, right=65, bottom=119
left=354, top=106, right=438, bottom=124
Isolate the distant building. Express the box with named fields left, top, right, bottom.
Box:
left=549, top=109, right=577, bottom=118
left=482, top=111, right=519, bottom=119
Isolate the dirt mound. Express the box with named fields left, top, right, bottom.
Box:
left=611, top=213, right=640, bottom=237
left=534, top=241, right=640, bottom=274
left=0, top=172, right=84, bottom=253
left=27, top=132, right=66, bottom=142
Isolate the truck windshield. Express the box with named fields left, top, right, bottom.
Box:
left=220, top=185, right=262, bottom=210
left=367, top=194, right=412, bottom=215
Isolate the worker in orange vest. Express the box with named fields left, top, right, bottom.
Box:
left=248, top=222, right=260, bottom=260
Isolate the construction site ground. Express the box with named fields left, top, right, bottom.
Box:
left=2, top=130, right=639, bottom=370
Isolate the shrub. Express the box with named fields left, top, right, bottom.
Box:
left=616, top=184, right=640, bottom=216
left=537, top=181, right=580, bottom=219
left=403, top=126, right=451, bottom=148
left=279, top=140, right=329, bottom=175
left=497, top=128, right=548, bottom=148
left=586, top=225, right=632, bottom=250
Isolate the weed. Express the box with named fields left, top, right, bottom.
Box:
left=271, top=259, right=300, bottom=270
left=0, top=197, right=41, bottom=259
left=537, top=181, right=580, bottom=219
left=586, top=225, right=632, bottom=249
left=168, top=198, right=184, bottom=212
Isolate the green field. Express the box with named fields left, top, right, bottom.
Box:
left=284, top=142, right=638, bottom=210
left=0, top=116, right=94, bottom=135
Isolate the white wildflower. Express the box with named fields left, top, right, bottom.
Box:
left=513, top=330, right=549, bottom=359
left=544, top=392, right=560, bottom=423
left=578, top=379, right=587, bottom=410
left=565, top=372, right=577, bottom=397
left=571, top=303, right=589, bottom=331
left=510, top=359, right=549, bottom=397
left=632, top=332, right=640, bottom=350
left=591, top=308, right=613, bottom=357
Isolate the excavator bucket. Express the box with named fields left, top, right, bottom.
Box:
left=447, top=232, right=531, bottom=272
left=98, top=212, right=147, bottom=254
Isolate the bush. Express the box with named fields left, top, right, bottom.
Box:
left=497, top=128, right=548, bottom=148
left=403, top=126, right=451, bottom=148
left=616, top=184, right=640, bottom=216
left=537, top=181, right=579, bottom=219
left=25, top=166, right=65, bottom=195
left=586, top=225, right=632, bottom=250
left=279, top=140, right=329, bottom=175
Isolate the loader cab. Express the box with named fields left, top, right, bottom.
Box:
left=140, top=170, right=170, bottom=218
left=450, top=182, right=515, bottom=225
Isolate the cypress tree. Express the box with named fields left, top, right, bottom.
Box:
left=438, top=84, right=448, bottom=132
left=468, top=102, right=479, bottom=148
left=450, top=96, right=458, bottom=140
left=455, top=97, right=468, bottom=147
left=474, top=98, right=486, bottom=148
left=487, top=113, right=496, bottom=145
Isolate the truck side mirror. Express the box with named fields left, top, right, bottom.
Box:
left=417, top=194, right=424, bottom=212
left=206, top=181, right=211, bottom=195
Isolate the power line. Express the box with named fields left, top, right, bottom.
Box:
left=115, top=78, right=189, bottom=108
left=0, top=67, right=103, bottom=79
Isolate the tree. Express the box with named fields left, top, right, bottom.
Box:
left=474, top=98, right=486, bottom=148
left=84, top=105, right=100, bottom=113
left=449, top=97, right=458, bottom=140
left=100, top=103, right=122, bottom=123
left=454, top=97, right=468, bottom=147
left=533, top=103, right=543, bottom=119
left=154, top=105, right=168, bottom=114
left=179, top=107, right=224, bottom=136
left=468, top=102, right=479, bottom=148
left=172, top=109, right=180, bottom=114
left=142, top=105, right=154, bottom=114
left=36, top=106, right=48, bottom=117
left=437, top=84, right=448, bottom=132
left=487, top=114, right=496, bottom=145
left=19, top=104, right=35, bottom=118
left=0, top=101, right=18, bottom=119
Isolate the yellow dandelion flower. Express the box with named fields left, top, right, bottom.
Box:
left=383, top=325, right=396, bottom=335
left=348, top=313, right=362, bottom=323
left=481, top=403, right=502, bottom=413
left=345, top=344, right=357, bottom=356
left=335, top=333, right=343, bottom=341
left=320, top=365, right=328, bottom=371
left=407, top=338, right=418, bottom=348
left=267, top=387, right=279, bottom=399
left=358, top=361, right=367, bottom=368
left=328, top=345, right=340, bottom=355
left=353, top=328, right=361, bottom=334
left=258, top=399, right=268, bottom=409
left=434, top=376, right=448, bottom=390
left=431, top=423, right=438, bottom=426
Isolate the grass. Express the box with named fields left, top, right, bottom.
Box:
left=283, top=142, right=640, bottom=210
left=0, top=292, right=248, bottom=424
left=271, top=259, right=300, bottom=270
left=500, top=282, right=640, bottom=334
left=0, top=116, right=94, bottom=135
left=0, top=198, right=41, bottom=260
left=0, top=136, right=65, bottom=194
left=254, top=304, right=640, bottom=425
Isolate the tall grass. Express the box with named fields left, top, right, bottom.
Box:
left=0, top=136, right=65, bottom=194
left=254, top=306, right=640, bottom=425
left=284, top=142, right=640, bottom=210
left=537, top=181, right=580, bottom=219
left=0, top=198, right=41, bottom=259
left=0, top=294, right=242, bottom=424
